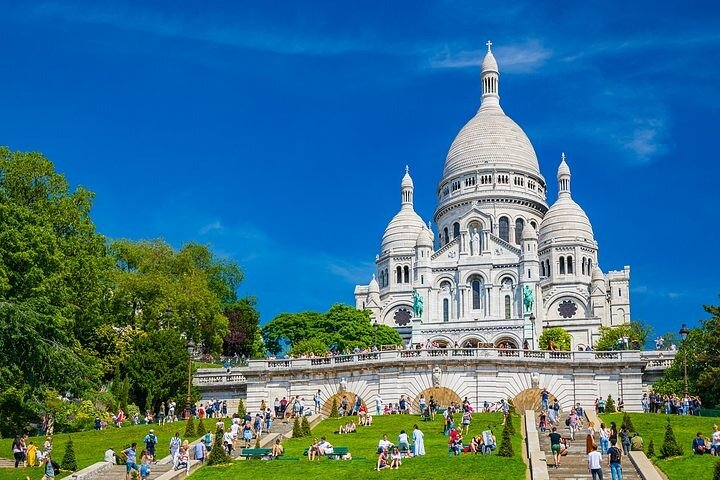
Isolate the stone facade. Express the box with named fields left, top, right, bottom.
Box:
left=354, top=45, right=630, bottom=350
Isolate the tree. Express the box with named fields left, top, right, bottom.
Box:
left=223, top=298, right=264, bottom=358
left=301, top=415, right=311, bottom=436
left=538, top=327, right=572, bottom=351
left=660, top=419, right=683, bottom=457
left=237, top=400, right=246, bottom=419
left=329, top=398, right=339, bottom=418
left=262, top=304, right=402, bottom=355
left=621, top=412, right=635, bottom=433
left=498, top=424, right=514, bottom=457
left=196, top=417, right=206, bottom=437
left=647, top=439, right=655, bottom=457
left=206, top=429, right=231, bottom=465
left=605, top=395, right=616, bottom=413
left=292, top=417, right=302, bottom=438
left=291, top=338, right=330, bottom=357
left=504, top=412, right=515, bottom=436
left=595, top=321, right=651, bottom=351
left=714, top=460, right=720, bottom=480
left=61, top=437, right=77, bottom=471
left=185, top=415, right=196, bottom=438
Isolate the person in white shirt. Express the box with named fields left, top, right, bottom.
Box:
left=587, top=445, right=603, bottom=480
left=377, top=434, right=393, bottom=453
left=104, top=448, right=116, bottom=463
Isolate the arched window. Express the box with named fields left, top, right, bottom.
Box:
left=443, top=227, right=449, bottom=245
left=582, top=258, right=586, bottom=275
left=588, top=259, right=593, bottom=272
left=396, top=266, right=402, bottom=284
left=403, top=266, right=410, bottom=283
left=559, top=257, right=566, bottom=274
left=504, top=295, right=511, bottom=319
left=515, top=218, right=524, bottom=245
left=499, top=216, right=510, bottom=242
left=540, top=261, right=546, bottom=277
left=443, top=299, right=449, bottom=322
left=545, top=260, right=551, bottom=276
left=567, top=256, right=574, bottom=274
left=530, top=220, right=537, bottom=230
left=453, top=222, right=460, bottom=239
left=471, top=279, right=482, bottom=309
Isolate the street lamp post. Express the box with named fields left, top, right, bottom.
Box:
left=185, top=338, right=195, bottom=419
left=679, top=323, right=690, bottom=396
left=373, top=321, right=379, bottom=350
left=529, top=314, right=536, bottom=350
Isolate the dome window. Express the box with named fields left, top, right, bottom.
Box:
left=515, top=218, right=524, bottom=245
left=559, top=257, right=566, bottom=274
left=453, top=222, right=460, bottom=239
left=567, top=256, right=574, bottom=274
left=396, top=266, right=402, bottom=284
left=499, top=217, right=510, bottom=242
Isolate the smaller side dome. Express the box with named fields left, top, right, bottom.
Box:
left=522, top=222, right=537, bottom=241
left=369, top=274, right=380, bottom=293
left=591, top=266, right=605, bottom=283
left=416, top=224, right=434, bottom=248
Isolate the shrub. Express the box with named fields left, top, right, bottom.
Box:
left=660, top=419, right=683, bottom=458
left=498, top=424, right=514, bottom=457
left=622, top=412, right=635, bottom=433
left=292, top=417, right=302, bottom=438
left=61, top=437, right=77, bottom=471
left=505, top=413, right=515, bottom=436
left=714, top=460, right=720, bottom=480
left=184, top=415, right=195, bottom=438
left=254, top=437, right=261, bottom=448
left=206, top=428, right=231, bottom=466
left=237, top=399, right=246, bottom=419
left=196, top=417, right=206, bottom=437
left=301, top=415, right=311, bottom=436
left=329, top=398, right=339, bottom=418
left=605, top=395, right=616, bottom=413
left=647, top=439, right=655, bottom=457
left=507, top=398, right=516, bottom=415
left=538, top=327, right=572, bottom=351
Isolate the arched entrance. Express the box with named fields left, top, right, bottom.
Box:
left=513, top=388, right=546, bottom=413
left=415, top=387, right=462, bottom=411
left=321, top=392, right=361, bottom=416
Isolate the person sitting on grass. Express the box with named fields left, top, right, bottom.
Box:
left=376, top=448, right=390, bottom=471
left=397, top=430, right=411, bottom=453
left=470, top=434, right=483, bottom=454
left=390, top=447, right=402, bottom=469
left=693, top=432, right=707, bottom=454
left=481, top=430, right=496, bottom=454
left=449, top=428, right=463, bottom=455
left=271, top=438, right=284, bottom=458
left=377, top=434, right=393, bottom=454
left=318, top=436, right=334, bottom=457
left=308, top=438, right=321, bottom=461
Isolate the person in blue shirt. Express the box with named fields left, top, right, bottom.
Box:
left=693, top=432, right=707, bottom=454
left=123, top=443, right=139, bottom=480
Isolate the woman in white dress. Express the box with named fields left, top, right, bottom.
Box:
left=412, top=425, right=425, bottom=456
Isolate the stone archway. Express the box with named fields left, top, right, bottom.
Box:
left=514, top=388, right=545, bottom=413
left=415, top=387, right=462, bottom=411
left=321, top=392, right=361, bottom=416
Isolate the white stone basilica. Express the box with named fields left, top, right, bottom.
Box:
left=354, top=44, right=631, bottom=350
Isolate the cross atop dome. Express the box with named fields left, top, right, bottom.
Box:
left=486, top=40, right=493, bottom=53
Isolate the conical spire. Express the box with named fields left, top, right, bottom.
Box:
left=480, top=40, right=500, bottom=110
left=401, top=165, right=414, bottom=207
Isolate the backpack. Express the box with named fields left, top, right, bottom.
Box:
left=609, top=447, right=621, bottom=463
left=52, top=461, right=61, bottom=475
left=565, top=418, right=570, bottom=426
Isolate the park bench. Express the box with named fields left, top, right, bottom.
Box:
left=240, top=448, right=273, bottom=459
left=302, top=447, right=350, bottom=459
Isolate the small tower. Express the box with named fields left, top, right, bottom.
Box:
left=590, top=266, right=608, bottom=324
left=557, top=152, right=571, bottom=197
left=480, top=40, right=500, bottom=110
left=401, top=165, right=414, bottom=207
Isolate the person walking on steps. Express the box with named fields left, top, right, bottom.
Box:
left=549, top=427, right=563, bottom=468
left=587, top=444, right=604, bottom=480
left=608, top=439, right=623, bottom=480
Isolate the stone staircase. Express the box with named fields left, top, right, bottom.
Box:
left=538, top=416, right=641, bottom=480
left=0, top=458, right=16, bottom=468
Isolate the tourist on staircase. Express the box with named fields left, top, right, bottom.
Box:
left=587, top=444, right=604, bottom=480
left=607, top=440, right=623, bottom=480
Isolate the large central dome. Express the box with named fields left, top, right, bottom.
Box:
left=441, top=47, right=541, bottom=180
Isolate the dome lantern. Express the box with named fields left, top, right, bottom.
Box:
left=480, top=40, right=500, bottom=110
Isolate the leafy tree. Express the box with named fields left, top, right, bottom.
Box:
left=605, top=395, right=616, bottom=413
left=262, top=304, right=402, bottom=355
left=498, top=424, right=514, bottom=457
left=595, top=321, right=651, bottom=351
left=539, top=327, right=571, bottom=351
left=329, top=398, right=339, bottom=418
left=237, top=400, right=246, bottom=418
left=61, top=437, right=77, bottom=471
left=660, top=419, right=683, bottom=457
left=647, top=439, right=655, bottom=457
left=184, top=415, right=195, bottom=438
left=223, top=298, right=264, bottom=358
left=292, top=417, right=302, bottom=438
left=291, top=338, right=330, bottom=357
left=621, top=412, right=635, bottom=433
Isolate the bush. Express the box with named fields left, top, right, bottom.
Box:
left=622, top=412, right=635, bottom=433
left=184, top=415, right=195, bottom=438
left=206, top=428, right=231, bottom=465
left=505, top=413, right=515, bottom=436
left=301, top=415, right=311, bottom=436
left=329, top=398, right=338, bottom=418
left=647, top=439, right=655, bottom=457
left=292, top=417, right=302, bottom=438
left=254, top=437, right=261, bottom=448
left=538, top=327, right=572, bottom=351
left=197, top=417, right=207, bottom=437
left=498, top=424, right=514, bottom=457
left=507, top=398, right=516, bottom=415
left=605, top=395, right=616, bottom=413
left=61, top=437, right=77, bottom=471
left=237, top=399, right=246, bottom=419
left=660, top=419, right=683, bottom=458
left=714, top=460, right=720, bottom=480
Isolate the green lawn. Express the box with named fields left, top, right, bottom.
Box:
left=600, top=413, right=720, bottom=479
left=190, top=413, right=526, bottom=480
left=0, top=421, right=199, bottom=480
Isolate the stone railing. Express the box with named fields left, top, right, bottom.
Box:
left=193, top=368, right=247, bottom=387
left=640, top=350, right=676, bottom=370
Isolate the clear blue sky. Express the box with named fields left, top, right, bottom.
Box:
left=1, top=1, right=718, bottom=337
